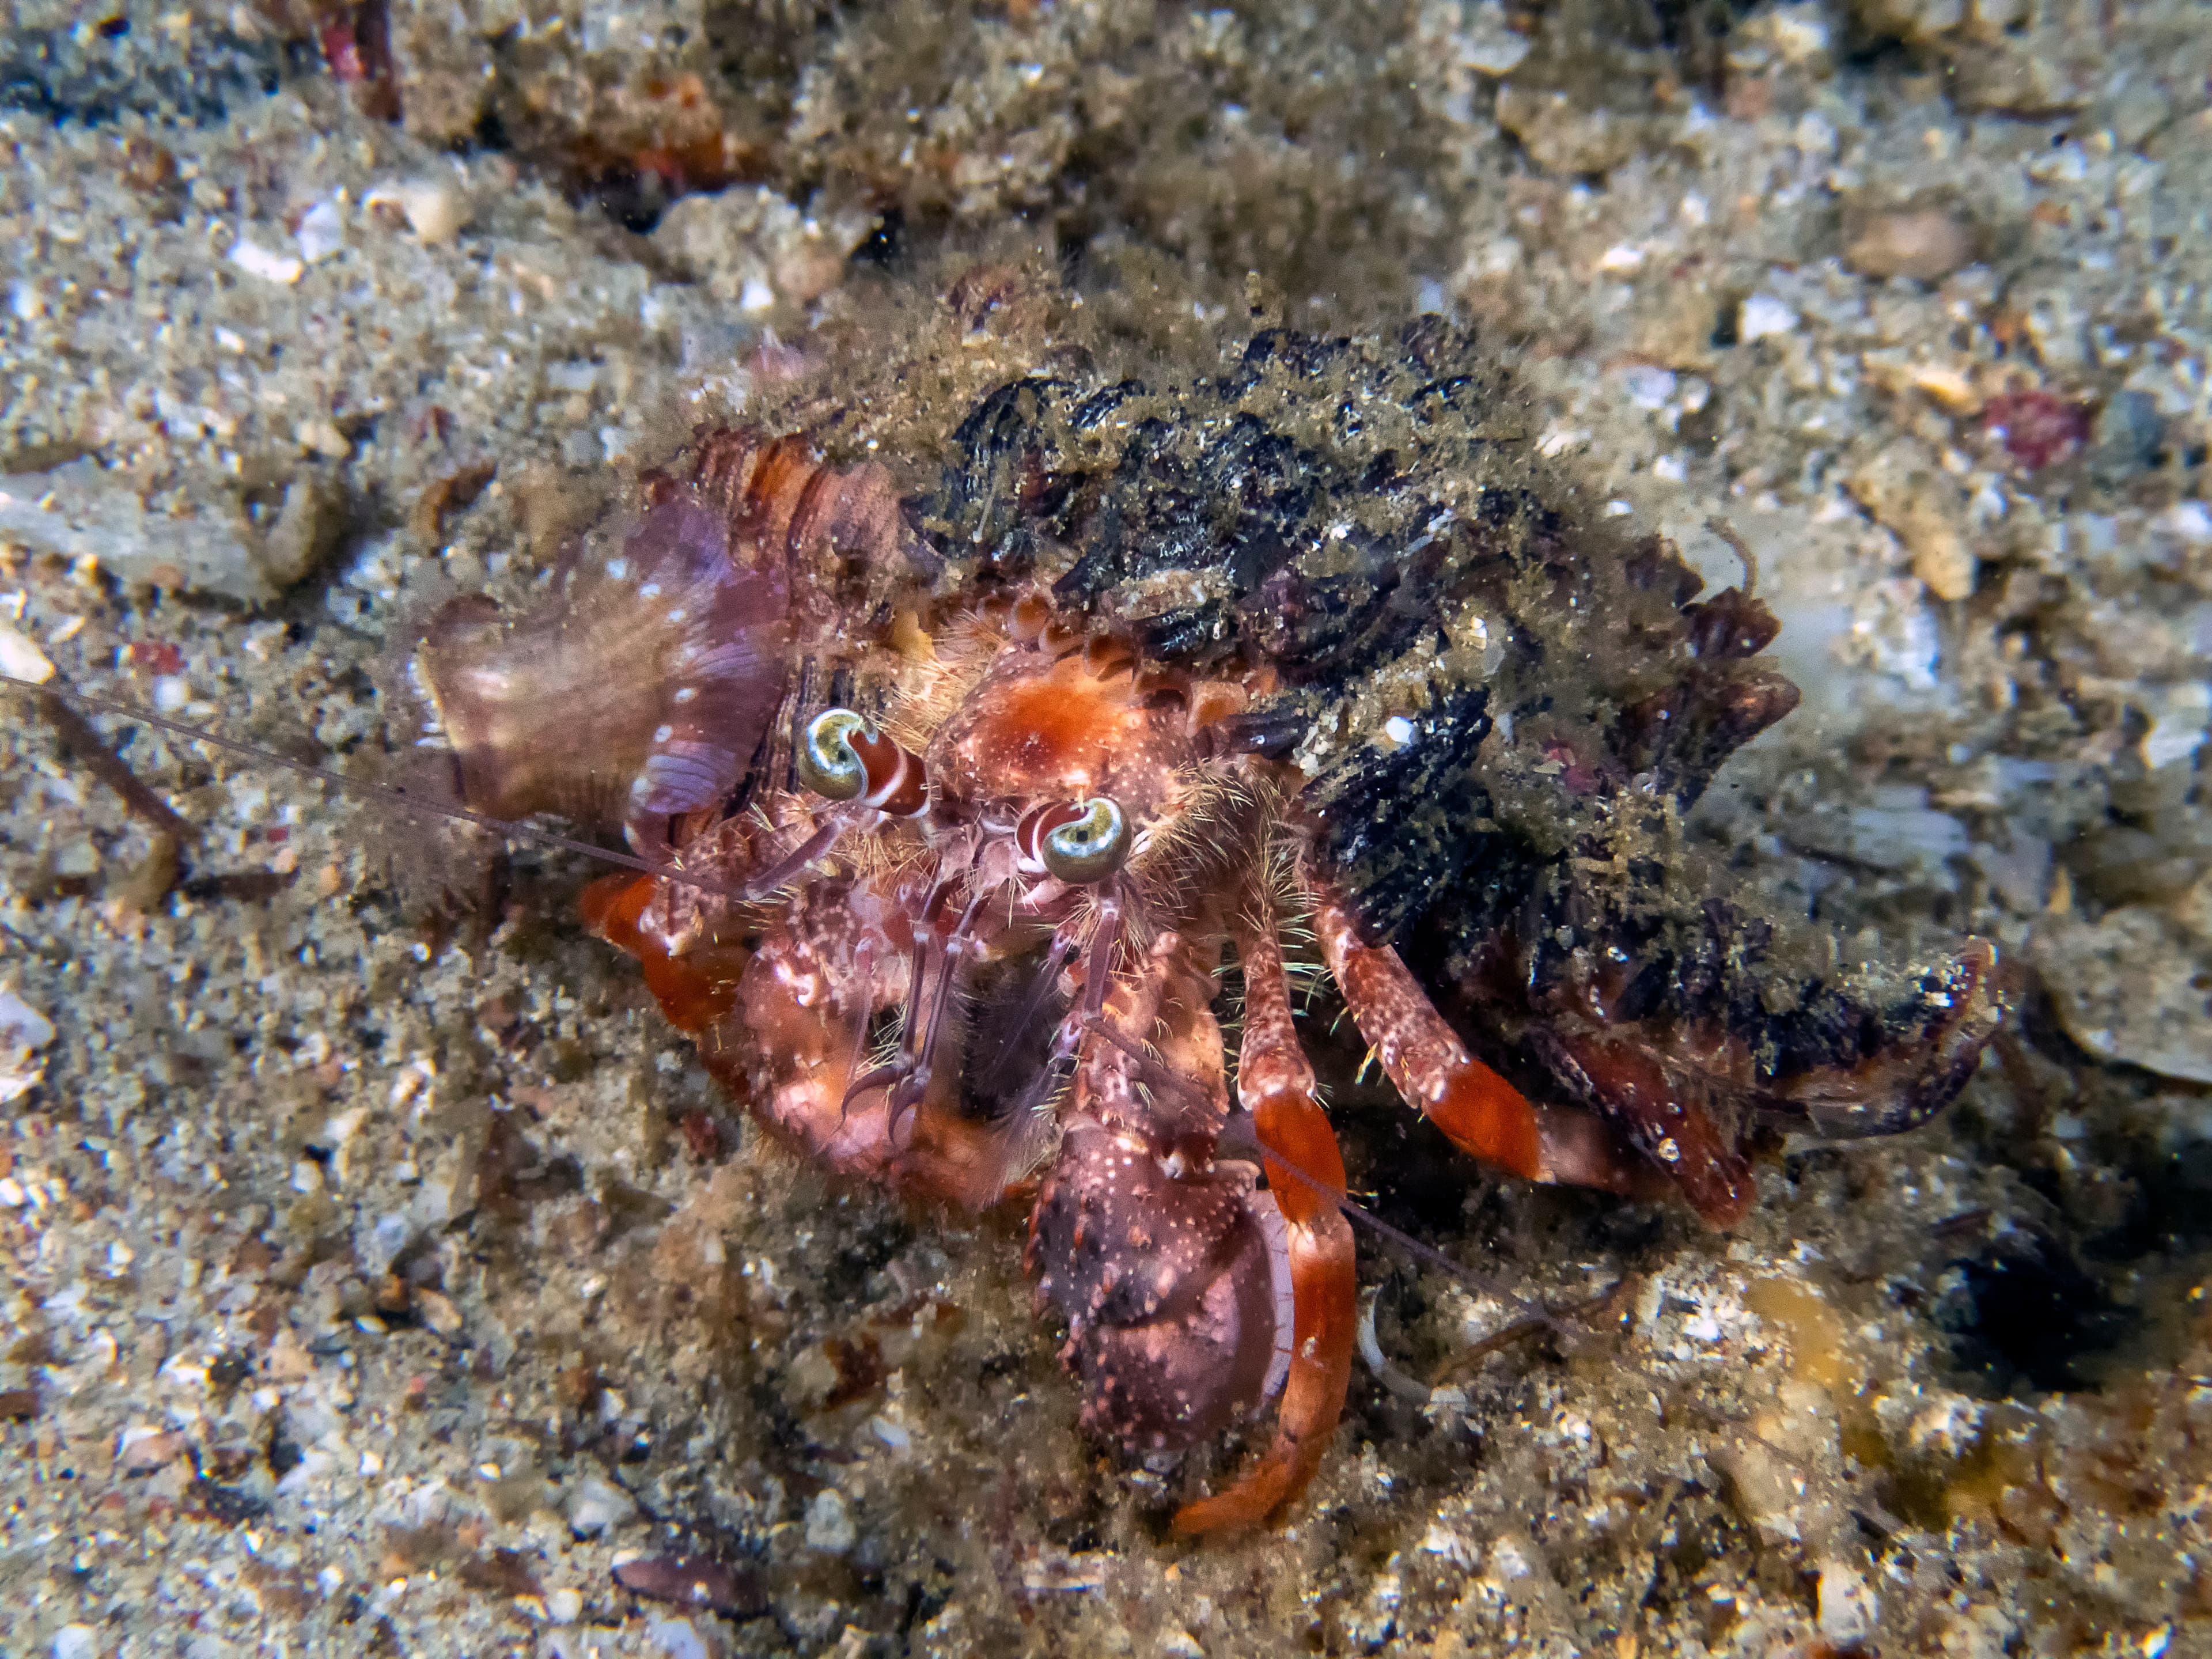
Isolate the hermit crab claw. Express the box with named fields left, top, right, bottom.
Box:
left=1028, top=1114, right=1294, bottom=1456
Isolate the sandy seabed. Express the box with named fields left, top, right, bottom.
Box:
left=2, top=2, right=2211, bottom=1654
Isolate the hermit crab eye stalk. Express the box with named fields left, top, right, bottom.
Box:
left=799, top=708, right=869, bottom=801
left=1039, top=797, right=1128, bottom=885
left=798, top=706, right=929, bottom=816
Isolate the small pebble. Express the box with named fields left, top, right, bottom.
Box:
left=415, top=1287, right=464, bottom=1335
left=1762, top=3, right=1832, bottom=69
left=53, top=1628, right=100, bottom=1659
left=1620, top=365, right=1676, bottom=410
left=227, top=238, right=303, bottom=285
left=546, top=1587, right=582, bottom=1624
left=1738, top=293, right=1799, bottom=342
left=1457, top=1, right=1530, bottom=75
left=1844, top=207, right=1975, bottom=283
left=566, top=1472, right=637, bottom=1537
left=51, top=835, right=96, bottom=877
left=2160, top=501, right=2212, bottom=546
left=805, top=1486, right=857, bottom=1554
left=643, top=1618, right=710, bottom=1659
left=1463, top=35, right=1528, bottom=75
left=1905, top=1392, right=1983, bottom=1458
left=2089, top=390, right=2165, bottom=482
left=295, top=199, right=345, bottom=263
left=0, top=621, right=55, bottom=684
left=119, top=1427, right=186, bottom=1472
left=365, top=178, right=472, bottom=245
left=294, top=419, right=351, bottom=461
left=1817, top=1560, right=1880, bottom=1649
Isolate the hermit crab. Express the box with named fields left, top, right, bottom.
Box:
left=397, top=310, right=2001, bottom=1531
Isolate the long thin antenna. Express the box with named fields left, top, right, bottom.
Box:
left=1, top=673, right=748, bottom=902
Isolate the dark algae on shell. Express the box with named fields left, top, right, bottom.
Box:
left=857, top=308, right=2002, bottom=1226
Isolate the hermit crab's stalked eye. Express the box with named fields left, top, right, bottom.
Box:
left=799, top=708, right=869, bottom=801
left=1031, top=797, right=1128, bottom=885
left=799, top=707, right=929, bottom=816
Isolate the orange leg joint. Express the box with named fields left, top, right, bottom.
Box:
left=1307, top=877, right=1543, bottom=1183
left=1173, top=912, right=1357, bottom=1535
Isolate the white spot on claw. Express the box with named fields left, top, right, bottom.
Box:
left=653, top=725, right=674, bottom=742
left=639, top=582, right=662, bottom=599
left=673, top=687, right=698, bottom=703
left=605, top=558, right=628, bottom=579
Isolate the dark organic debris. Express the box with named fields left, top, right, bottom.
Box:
left=460, top=1550, right=543, bottom=1599
left=1935, top=1231, right=2135, bottom=1392
left=613, top=1553, right=768, bottom=1618
left=37, top=687, right=195, bottom=844
left=179, top=869, right=297, bottom=904
left=187, top=1477, right=271, bottom=1527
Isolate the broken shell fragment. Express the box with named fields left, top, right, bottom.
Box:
left=365, top=177, right=473, bottom=245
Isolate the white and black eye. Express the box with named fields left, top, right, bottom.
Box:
left=797, top=706, right=930, bottom=816
left=1038, top=797, right=1128, bottom=885
left=798, top=708, right=869, bottom=801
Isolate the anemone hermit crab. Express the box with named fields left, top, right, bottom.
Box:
left=395, top=304, right=2001, bottom=1532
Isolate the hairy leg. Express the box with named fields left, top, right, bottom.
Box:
left=1305, top=874, right=1645, bottom=1193
left=590, top=870, right=1016, bottom=1207
left=1306, top=873, right=1545, bottom=1179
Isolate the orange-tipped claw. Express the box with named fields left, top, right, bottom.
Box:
left=1422, top=1055, right=1544, bottom=1183
left=1171, top=1210, right=1355, bottom=1534
left=1176, top=1212, right=1362, bottom=1539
